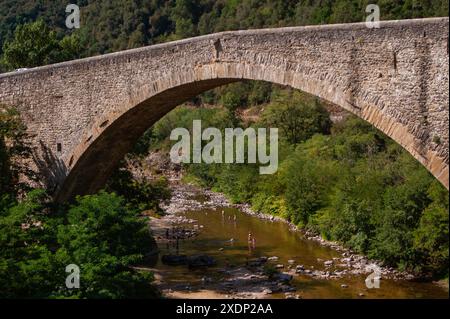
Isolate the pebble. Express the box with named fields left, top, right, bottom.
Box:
left=262, top=289, right=273, bottom=295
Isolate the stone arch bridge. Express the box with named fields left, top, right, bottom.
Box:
left=0, top=18, right=448, bottom=201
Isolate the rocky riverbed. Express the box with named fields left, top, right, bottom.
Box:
left=141, top=180, right=445, bottom=299
left=158, top=181, right=415, bottom=282
left=126, top=151, right=447, bottom=298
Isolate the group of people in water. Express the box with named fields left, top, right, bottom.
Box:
left=164, top=225, right=196, bottom=254
left=221, top=210, right=256, bottom=252
left=164, top=210, right=257, bottom=256
left=221, top=210, right=237, bottom=222
left=165, top=226, right=194, bottom=240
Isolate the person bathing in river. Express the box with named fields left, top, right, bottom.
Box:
left=248, top=232, right=256, bottom=252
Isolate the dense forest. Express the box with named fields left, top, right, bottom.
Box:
left=0, top=0, right=448, bottom=298
left=1, top=0, right=449, bottom=71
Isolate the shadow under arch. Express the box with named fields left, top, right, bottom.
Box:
left=55, top=62, right=449, bottom=202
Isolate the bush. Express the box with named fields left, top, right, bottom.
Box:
left=106, top=166, right=171, bottom=213
left=55, top=191, right=160, bottom=298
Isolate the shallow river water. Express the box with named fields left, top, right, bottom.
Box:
left=148, top=190, right=448, bottom=299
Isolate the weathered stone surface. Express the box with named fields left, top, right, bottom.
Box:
left=0, top=18, right=448, bottom=201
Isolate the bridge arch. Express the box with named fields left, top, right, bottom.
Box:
left=58, top=60, right=447, bottom=201
left=0, top=18, right=447, bottom=201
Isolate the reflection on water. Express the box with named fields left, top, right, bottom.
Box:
left=151, top=206, right=448, bottom=299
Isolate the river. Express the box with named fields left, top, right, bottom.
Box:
left=145, top=182, right=448, bottom=299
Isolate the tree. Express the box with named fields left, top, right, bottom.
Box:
left=414, top=181, right=449, bottom=276
left=0, top=105, right=34, bottom=197
left=106, top=165, right=171, bottom=213
left=0, top=190, right=161, bottom=298
left=56, top=191, right=160, bottom=298
left=1, top=20, right=82, bottom=70
left=262, top=91, right=331, bottom=144
left=2, top=20, right=60, bottom=69
left=0, top=189, right=59, bottom=298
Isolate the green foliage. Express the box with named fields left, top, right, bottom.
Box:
left=0, top=190, right=160, bottom=298
left=413, top=181, right=449, bottom=276
left=55, top=191, right=159, bottom=298
left=131, top=128, right=155, bottom=156
left=0, top=105, right=34, bottom=196
left=220, top=91, right=242, bottom=112
left=0, top=109, right=163, bottom=298
left=262, top=91, right=331, bottom=144
left=1, top=20, right=82, bottom=69
left=152, top=106, right=236, bottom=145
left=106, top=166, right=171, bottom=213
left=163, top=99, right=448, bottom=276
left=283, top=154, right=336, bottom=226
left=1, top=0, right=446, bottom=71
left=0, top=189, right=61, bottom=298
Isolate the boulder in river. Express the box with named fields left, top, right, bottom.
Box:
left=162, top=255, right=188, bottom=266
left=258, top=256, right=268, bottom=263
left=187, top=255, right=216, bottom=268
left=247, top=258, right=264, bottom=267
left=296, top=265, right=305, bottom=271
left=262, top=288, right=273, bottom=295
left=274, top=273, right=293, bottom=283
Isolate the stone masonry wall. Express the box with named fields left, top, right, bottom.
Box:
left=0, top=17, right=448, bottom=200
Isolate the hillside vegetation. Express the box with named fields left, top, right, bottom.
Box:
left=143, top=87, right=449, bottom=277
left=1, top=0, right=448, bottom=71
